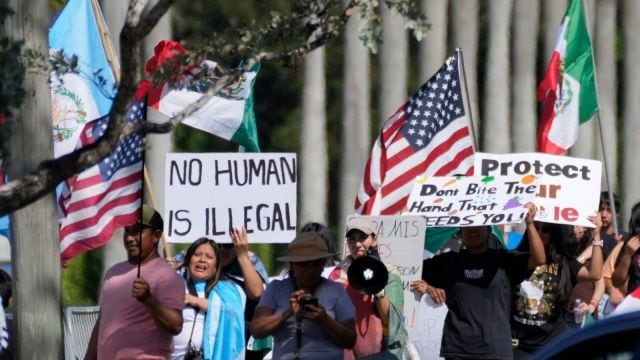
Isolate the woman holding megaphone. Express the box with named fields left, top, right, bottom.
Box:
left=329, top=217, right=410, bottom=359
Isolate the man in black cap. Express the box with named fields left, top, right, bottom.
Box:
left=85, top=205, right=185, bottom=359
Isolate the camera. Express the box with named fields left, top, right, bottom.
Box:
left=184, top=347, right=204, bottom=360
left=300, top=297, right=318, bottom=311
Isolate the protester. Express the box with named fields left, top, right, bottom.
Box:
left=85, top=205, right=185, bottom=359
left=598, top=192, right=627, bottom=314
left=569, top=224, right=605, bottom=320
left=171, top=231, right=253, bottom=360
left=250, top=232, right=356, bottom=359
left=511, top=214, right=603, bottom=358
left=611, top=202, right=640, bottom=294
left=216, top=228, right=269, bottom=360
left=0, top=269, right=12, bottom=360
left=411, top=203, right=544, bottom=359
left=599, top=192, right=621, bottom=237
left=329, top=217, right=409, bottom=359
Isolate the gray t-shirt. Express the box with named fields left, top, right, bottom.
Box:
left=257, top=277, right=355, bottom=360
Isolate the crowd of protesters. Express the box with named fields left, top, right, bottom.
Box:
left=77, top=190, right=640, bottom=360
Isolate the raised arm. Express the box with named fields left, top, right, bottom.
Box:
left=132, top=277, right=183, bottom=335
left=612, top=236, right=640, bottom=287
left=524, top=203, right=545, bottom=269
left=577, top=214, right=604, bottom=282
left=231, top=227, right=264, bottom=300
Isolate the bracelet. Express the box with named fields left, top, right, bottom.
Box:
left=592, top=239, right=603, bottom=247
left=589, top=299, right=598, bottom=307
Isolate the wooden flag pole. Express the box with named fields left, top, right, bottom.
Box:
left=91, top=0, right=121, bottom=82
left=144, top=165, right=171, bottom=258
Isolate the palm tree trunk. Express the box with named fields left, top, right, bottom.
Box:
left=300, top=49, right=328, bottom=225
left=482, top=0, right=513, bottom=153
left=511, top=0, right=539, bottom=152
left=419, top=0, right=447, bottom=82
left=339, top=9, right=370, bottom=238
left=378, top=5, right=408, bottom=128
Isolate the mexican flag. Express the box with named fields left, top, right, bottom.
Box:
left=611, top=287, right=640, bottom=317
left=537, top=0, right=599, bottom=155
left=142, top=41, right=261, bottom=152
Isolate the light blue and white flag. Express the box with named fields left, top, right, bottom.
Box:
left=49, top=0, right=118, bottom=157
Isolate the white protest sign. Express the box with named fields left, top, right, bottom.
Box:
left=408, top=295, right=447, bottom=360
left=344, top=215, right=426, bottom=330
left=406, top=175, right=538, bottom=227
left=474, top=152, right=602, bottom=227
left=164, top=153, right=296, bottom=243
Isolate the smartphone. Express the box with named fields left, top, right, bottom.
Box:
left=301, top=297, right=318, bottom=310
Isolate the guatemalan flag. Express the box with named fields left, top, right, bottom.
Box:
left=49, top=0, right=117, bottom=158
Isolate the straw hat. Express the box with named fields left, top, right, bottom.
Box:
left=277, top=232, right=337, bottom=262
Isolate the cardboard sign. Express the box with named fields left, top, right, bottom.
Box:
left=474, top=152, right=602, bottom=227
left=344, top=215, right=426, bottom=329
left=406, top=175, right=538, bottom=227
left=164, top=153, right=297, bottom=243
left=408, top=295, right=447, bottom=360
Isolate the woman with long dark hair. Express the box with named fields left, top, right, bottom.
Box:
left=172, top=228, right=261, bottom=360
left=611, top=202, right=640, bottom=293
left=511, top=214, right=603, bottom=358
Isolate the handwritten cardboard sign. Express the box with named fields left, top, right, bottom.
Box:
left=406, top=175, right=538, bottom=227
left=343, top=215, right=426, bottom=329
left=474, top=152, right=602, bottom=227
left=164, top=153, right=297, bottom=243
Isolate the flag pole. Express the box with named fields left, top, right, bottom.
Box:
left=581, top=0, right=619, bottom=237
left=91, top=0, right=121, bottom=82
left=457, top=48, right=479, bottom=151
left=144, top=165, right=171, bottom=258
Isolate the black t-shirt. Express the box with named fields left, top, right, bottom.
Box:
left=511, top=259, right=583, bottom=351
left=422, top=249, right=531, bottom=359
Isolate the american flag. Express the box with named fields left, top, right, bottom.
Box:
left=58, top=97, right=145, bottom=264
left=355, top=51, right=475, bottom=215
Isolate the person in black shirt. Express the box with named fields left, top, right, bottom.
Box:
left=413, top=203, right=545, bottom=360
left=511, top=214, right=603, bottom=358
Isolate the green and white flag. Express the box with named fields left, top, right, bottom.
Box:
left=145, top=41, right=260, bottom=152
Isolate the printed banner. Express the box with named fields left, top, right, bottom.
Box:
left=406, top=175, right=538, bottom=227
left=474, top=152, right=602, bottom=227
left=164, top=153, right=296, bottom=243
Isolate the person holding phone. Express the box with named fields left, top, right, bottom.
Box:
left=250, top=232, right=356, bottom=359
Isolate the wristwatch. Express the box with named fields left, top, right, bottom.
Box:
left=592, top=239, right=604, bottom=247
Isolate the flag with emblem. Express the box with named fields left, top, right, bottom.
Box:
left=537, top=0, right=599, bottom=154
left=142, top=40, right=260, bottom=152
left=49, top=0, right=118, bottom=158
left=57, top=93, right=145, bottom=264
left=355, top=50, right=475, bottom=215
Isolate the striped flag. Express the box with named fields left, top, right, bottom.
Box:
left=58, top=94, right=145, bottom=265
left=355, top=51, right=475, bottom=215
left=537, top=0, right=598, bottom=154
